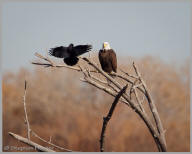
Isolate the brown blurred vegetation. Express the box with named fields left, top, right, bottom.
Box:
left=2, top=56, right=190, bottom=152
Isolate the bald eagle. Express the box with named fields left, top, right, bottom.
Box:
left=49, top=44, right=92, bottom=66
left=99, top=42, right=117, bottom=73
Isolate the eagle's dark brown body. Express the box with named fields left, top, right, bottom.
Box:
left=99, top=49, right=117, bottom=73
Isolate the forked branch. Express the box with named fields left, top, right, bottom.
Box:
left=133, top=62, right=167, bottom=149
left=9, top=80, right=73, bottom=152
left=31, top=52, right=167, bottom=152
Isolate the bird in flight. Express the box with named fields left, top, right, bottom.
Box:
left=99, top=42, right=117, bottom=74
left=49, top=43, right=92, bottom=66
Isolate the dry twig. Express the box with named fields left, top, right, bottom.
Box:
left=120, top=68, right=138, bottom=79
left=23, top=80, right=31, bottom=140
left=31, top=131, right=72, bottom=152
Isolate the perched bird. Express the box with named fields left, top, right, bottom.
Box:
left=99, top=42, right=117, bottom=73
left=49, top=43, right=92, bottom=66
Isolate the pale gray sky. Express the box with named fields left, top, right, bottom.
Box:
left=1, top=1, right=191, bottom=72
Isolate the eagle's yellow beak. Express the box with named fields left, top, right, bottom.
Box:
left=103, top=43, right=106, bottom=48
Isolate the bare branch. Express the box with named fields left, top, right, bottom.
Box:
left=83, top=77, right=129, bottom=106
left=31, top=62, right=82, bottom=71
left=132, top=62, right=167, bottom=150
left=129, top=78, right=139, bottom=100
left=32, top=53, right=147, bottom=95
left=120, top=68, right=138, bottom=79
left=32, top=53, right=98, bottom=72
left=23, top=80, right=31, bottom=140
left=35, top=52, right=55, bottom=66
left=115, top=87, right=166, bottom=151
left=100, top=85, right=128, bottom=152
left=31, top=53, right=167, bottom=152
left=108, top=83, right=119, bottom=93
left=111, top=72, right=145, bottom=94
left=82, top=57, right=123, bottom=90
left=87, top=71, right=108, bottom=85
left=8, top=132, right=55, bottom=152
left=49, top=136, right=52, bottom=143
left=78, top=65, right=88, bottom=78
left=133, top=88, right=144, bottom=112
left=31, top=131, right=72, bottom=152
left=80, top=57, right=166, bottom=151
left=9, top=80, right=73, bottom=152
left=32, top=53, right=144, bottom=93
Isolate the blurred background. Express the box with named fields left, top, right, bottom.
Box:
left=2, top=0, right=191, bottom=152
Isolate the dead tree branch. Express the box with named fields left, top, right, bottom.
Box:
left=8, top=132, right=55, bottom=152
left=82, top=57, right=123, bottom=90
left=133, top=88, right=144, bottom=112
left=32, top=53, right=144, bottom=93
left=23, top=80, right=31, bottom=140
left=31, top=131, right=72, bottom=152
left=132, top=62, right=167, bottom=149
left=34, top=52, right=55, bottom=66
left=120, top=68, right=138, bottom=79
left=100, top=85, right=128, bottom=152
left=9, top=80, right=73, bottom=152
left=31, top=62, right=82, bottom=71
left=31, top=52, right=167, bottom=152
left=80, top=58, right=166, bottom=151
left=32, top=52, right=98, bottom=72
left=80, top=76, right=128, bottom=105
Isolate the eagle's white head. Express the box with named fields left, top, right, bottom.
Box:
left=103, top=42, right=111, bottom=50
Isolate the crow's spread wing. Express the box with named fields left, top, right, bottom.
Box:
left=49, top=46, right=69, bottom=58
left=72, top=45, right=92, bottom=57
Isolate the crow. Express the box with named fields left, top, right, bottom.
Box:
left=49, top=43, right=92, bottom=66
